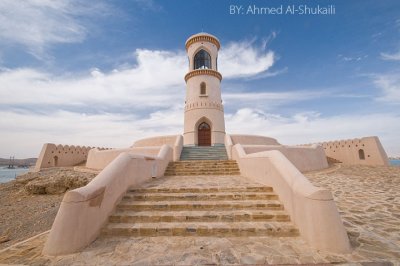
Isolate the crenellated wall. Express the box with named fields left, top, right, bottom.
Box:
left=315, top=136, right=389, bottom=166
left=34, top=143, right=110, bottom=171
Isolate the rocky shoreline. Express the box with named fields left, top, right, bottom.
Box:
left=0, top=168, right=96, bottom=250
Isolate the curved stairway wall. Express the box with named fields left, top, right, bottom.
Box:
left=232, top=144, right=351, bottom=253
left=43, top=145, right=174, bottom=255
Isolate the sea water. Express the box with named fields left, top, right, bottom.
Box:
left=0, top=166, right=29, bottom=183
left=390, top=159, right=400, bottom=166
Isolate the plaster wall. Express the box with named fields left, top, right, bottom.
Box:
left=230, top=134, right=280, bottom=145
left=86, top=135, right=183, bottom=170
left=317, top=136, right=389, bottom=166
left=184, top=107, right=225, bottom=145
left=34, top=143, right=109, bottom=171
left=225, top=134, right=327, bottom=172
left=132, top=135, right=180, bottom=147
left=232, top=144, right=351, bottom=253
left=43, top=145, right=173, bottom=255
left=86, top=147, right=160, bottom=170
left=243, top=145, right=328, bottom=172
left=185, top=75, right=222, bottom=103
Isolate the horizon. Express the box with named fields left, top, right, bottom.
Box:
left=0, top=0, right=399, bottom=158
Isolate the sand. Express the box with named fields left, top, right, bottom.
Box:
left=0, top=164, right=399, bottom=265
left=0, top=168, right=96, bottom=250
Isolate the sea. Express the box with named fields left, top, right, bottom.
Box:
left=0, top=160, right=399, bottom=184
left=0, top=166, right=30, bottom=184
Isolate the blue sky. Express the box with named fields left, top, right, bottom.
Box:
left=0, top=0, right=399, bottom=158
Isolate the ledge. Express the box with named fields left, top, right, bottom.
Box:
left=185, top=69, right=222, bottom=82
left=185, top=34, right=220, bottom=50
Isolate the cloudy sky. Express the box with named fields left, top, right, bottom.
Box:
left=0, top=0, right=399, bottom=158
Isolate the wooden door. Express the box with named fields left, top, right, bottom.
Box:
left=198, top=122, right=211, bottom=146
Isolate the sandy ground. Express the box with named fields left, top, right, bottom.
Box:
left=0, top=168, right=96, bottom=250
left=0, top=164, right=399, bottom=265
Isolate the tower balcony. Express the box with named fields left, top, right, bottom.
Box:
left=184, top=69, right=222, bottom=82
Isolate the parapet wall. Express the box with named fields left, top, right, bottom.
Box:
left=230, top=134, right=280, bottom=145
left=232, top=144, right=351, bottom=253
left=34, top=143, right=110, bottom=171
left=132, top=135, right=180, bottom=147
left=242, top=145, right=328, bottom=172
left=225, top=134, right=327, bottom=172
left=43, top=145, right=174, bottom=255
left=86, top=135, right=184, bottom=170
left=316, top=136, right=389, bottom=166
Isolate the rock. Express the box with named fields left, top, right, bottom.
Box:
left=24, top=168, right=96, bottom=195
left=0, top=235, right=10, bottom=244
left=25, top=181, right=47, bottom=194
left=240, top=254, right=265, bottom=265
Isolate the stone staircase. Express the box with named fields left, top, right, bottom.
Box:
left=164, top=160, right=240, bottom=176
left=180, top=146, right=228, bottom=160
left=102, top=185, right=299, bottom=238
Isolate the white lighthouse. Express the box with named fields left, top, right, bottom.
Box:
left=183, top=33, right=226, bottom=146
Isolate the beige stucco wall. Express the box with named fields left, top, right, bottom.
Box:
left=317, top=136, right=389, bottom=166
left=43, top=145, right=173, bottom=255
left=34, top=143, right=109, bottom=171
left=225, top=134, right=328, bottom=172
left=230, top=134, right=280, bottom=145
left=86, top=147, right=160, bottom=170
left=86, top=135, right=183, bottom=170
left=232, top=144, right=351, bottom=253
left=131, top=135, right=180, bottom=147
left=242, top=144, right=328, bottom=172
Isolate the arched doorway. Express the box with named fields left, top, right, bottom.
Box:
left=53, top=156, right=59, bottom=167
left=198, top=122, right=211, bottom=146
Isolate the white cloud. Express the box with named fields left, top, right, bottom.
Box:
left=373, top=73, right=400, bottom=103
left=225, top=108, right=400, bottom=156
left=0, top=0, right=108, bottom=58
left=0, top=108, right=183, bottom=158
left=219, top=39, right=275, bottom=78
left=0, top=39, right=277, bottom=109
left=0, top=40, right=280, bottom=157
left=380, top=51, right=400, bottom=61
left=338, top=54, right=368, bottom=62
left=3, top=106, right=398, bottom=158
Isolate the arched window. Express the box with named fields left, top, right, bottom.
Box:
left=194, top=49, right=211, bottom=70
left=358, top=149, right=365, bottom=160
left=200, top=82, right=206, bottom=95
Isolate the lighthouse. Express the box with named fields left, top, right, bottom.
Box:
left=183, top=33, right=226, bottom=146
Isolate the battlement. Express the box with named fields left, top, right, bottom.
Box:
left=34, top=143, right=111, bottom=171
left=313, top=136, right=389, bottom=166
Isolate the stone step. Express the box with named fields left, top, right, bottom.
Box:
left=109, top=210, right=290, bottom=223
left=181, top=155, right=228, bottom=161
left=171, top=160, right=237, bottom=164
left=102, top=221, right=299, bottom=237
left=117, top=200, right=284, bottom=211
left=180, top=146, right=229, bottom=161
left=165, top=160, right=240, bottom=176
left=124, top=191, right=279, bottom=201
left=164, top=172, right=240, bottom=176
left=129, top=186, right=274, bottom=193
left=167, top=164, right=239, bottom=167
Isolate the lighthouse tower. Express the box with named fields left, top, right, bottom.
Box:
left=183, top=33, right=226, bottom=146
